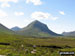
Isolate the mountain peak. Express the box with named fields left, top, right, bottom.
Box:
left=12, top=26, right=20, bottom=28
left=26, top=20, right=47, bottom=29
left=19, top=20, right=61, bottom=37
left=11, top=26, right=21, bottom=31
left=33, top=20, right=40, bottom=22
left=31, top=20, right=43, bottom=25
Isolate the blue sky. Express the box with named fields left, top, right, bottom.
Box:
left=0, top=0, right=75, bottom=34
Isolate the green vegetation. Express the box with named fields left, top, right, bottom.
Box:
left=0, top=33, right=75, bottom=56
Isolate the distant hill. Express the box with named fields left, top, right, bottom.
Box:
left=18, top=20, right=61, bottom=37
left=0, top=23, right=14, bottom=34
left=62, top=31, right=75, bottom=36
left=11, top=26, right=21, bottom=31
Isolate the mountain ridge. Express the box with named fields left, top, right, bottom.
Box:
left=11, top=26, right=21, bottom=31
left=18, top=20, right=61, bottom=37
left=0, top=23, right=14, bottom=34
left=62, top=31, right=75, bottom=36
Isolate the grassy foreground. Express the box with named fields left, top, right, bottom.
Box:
left=0, top=34, right=75, bottom=56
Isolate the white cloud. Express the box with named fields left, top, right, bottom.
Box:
left=0, top=0, right=18, bottom=3
left=26, top=0, right=42, bottom=5
left=31, top=11, right=50, bottom=19
left=9, top=0, right=18, bottom=3
left=59, top=11, right=65, bottom=15
left=14, top=12, right=24, bottom=16
left=0, top=9, right=8, bottom=19
left=0, top=0, right=18, bottom=8
left=31, top=11, right=58, bottom=20
left=1, top=2, right=10, bottom=8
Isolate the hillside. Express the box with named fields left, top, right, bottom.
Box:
left=18, top=20, right=61, bottom=37
left=0, top=23, right=14, bottom=34
left=62, top=31, right=75, bottom=36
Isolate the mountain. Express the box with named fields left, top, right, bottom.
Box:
left=18, top=20, right=61, bottom=37
left=62, top=31, right=75, bottom=36
left=0, top=23, right=14, bottom=34
left=11, top=26, right=21, bottom=31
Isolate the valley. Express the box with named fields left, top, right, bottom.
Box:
left=0, top=20, right=75, bottom=56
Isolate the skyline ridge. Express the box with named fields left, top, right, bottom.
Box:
left=0, top=0, right=75, bottom=34
left=0, top=20, right=75, bottom=34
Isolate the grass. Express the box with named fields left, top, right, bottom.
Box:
left=0, top=34, right=75, bottom=56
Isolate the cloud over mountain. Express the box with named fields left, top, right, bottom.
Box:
left=31, top=11, right=58, bottom=20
